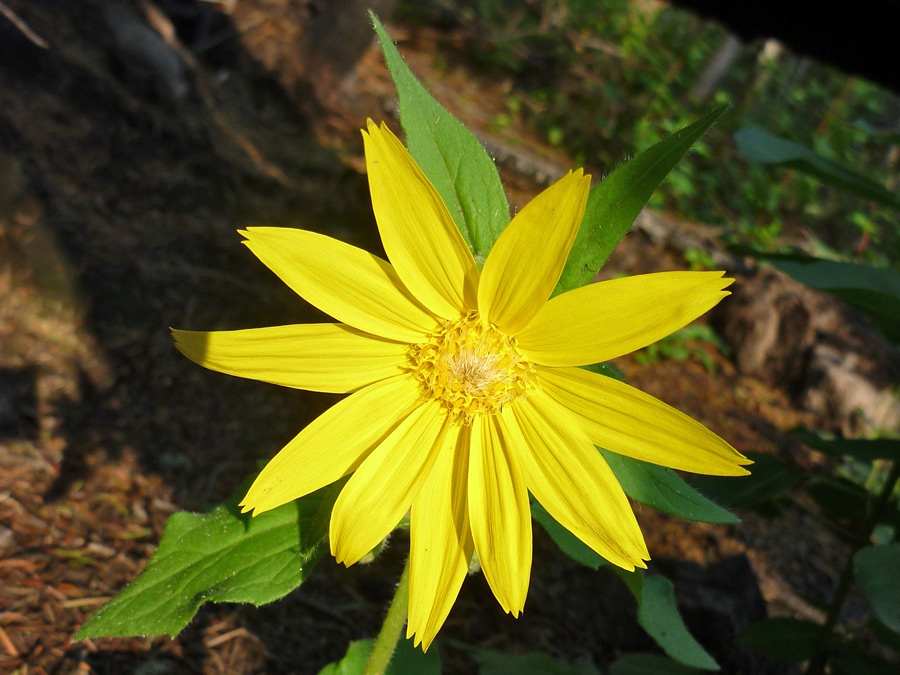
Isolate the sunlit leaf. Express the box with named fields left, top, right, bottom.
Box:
left=556, top=106, right=726, bottom=294
left=854, top=545, right=900, bottom=633
left=740, top=617, right=821, bottom=662
left=600, top=449, right=739, bottom=524
left=735, top=127, right=900, bottom=210
left=372, top=14, right=509, bottom=260
left=75, top=483, right=338, bottom=639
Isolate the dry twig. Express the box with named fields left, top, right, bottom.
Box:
left=0, top=2, right=48, bottom=48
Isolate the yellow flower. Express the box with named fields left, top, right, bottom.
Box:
left=173, top=120, right=750, bottom=650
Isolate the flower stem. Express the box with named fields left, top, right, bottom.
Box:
left=362, top=556, right=411, bottom=675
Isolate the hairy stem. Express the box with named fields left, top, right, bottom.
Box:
left=362, top=556, right=411, bottom=675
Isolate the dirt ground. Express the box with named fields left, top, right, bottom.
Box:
left=0, top=3, right=875, bottom=674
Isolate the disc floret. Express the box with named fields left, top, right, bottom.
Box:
left=409, top=312, right=533, bottom=422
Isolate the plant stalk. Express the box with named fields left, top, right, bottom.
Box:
left=362, top=556, right=411, bottom=675
left=805, top=460, right=900, bottom=674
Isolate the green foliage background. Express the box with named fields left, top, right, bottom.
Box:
left=399, top=0, right=900, bottom=270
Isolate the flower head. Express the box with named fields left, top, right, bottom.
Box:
left=173, top=120, right=750, bottom=650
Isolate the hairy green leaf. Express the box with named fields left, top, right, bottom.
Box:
left=75, top=484, right=338, bottom=639
left=556, top=107, right=726, bottom=294
left=372, top=14, right=509, bottom=260
left=600, top=449, right=739, bottom=524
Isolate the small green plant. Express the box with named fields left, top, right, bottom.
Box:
left=409, top=0, right=900, bottom=270
left=633, top=324, right=729, bottom=374
left=684, top=247, right=716, bottom=270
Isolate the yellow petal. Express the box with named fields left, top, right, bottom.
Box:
left=517, top=271, right=734, bottom=366
left=241, top=227, right=439, bottom=342
left=509, top=394, right=648, bottom=570
left=240, top=375, right=421, bottom=515
left=407, top=423, right=473, bottom=651
left=478, top=170, right=590, bottom=334
left=172, top=324, right=407, bottom=394
left=467, top=415, right=531, bottom=615
left=538, top=366, right=751, bottom=476
left=363, top=121, right=479, bottom=318
left=330, top=399, right=449, bottom=566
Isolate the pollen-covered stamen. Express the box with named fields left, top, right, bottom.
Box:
left=409, top=312, right=533, bottom=422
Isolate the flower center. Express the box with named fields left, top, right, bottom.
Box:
left=409, top=312, right=533, bottom=423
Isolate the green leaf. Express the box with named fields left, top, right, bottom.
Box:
left=318, top=637, right=441, bottom=675
left=793, top=429, right=900, bottom=463
left=734, top=127, right=900, bottom=211
left=740, top=617, right=821, bottom=662
left=474, top=648, right=600, bottom=675
left=75, top=483, right=338, bottom=639
left=609, top=653, right=701, bottom=675
left=531, top=500, right=608, bottom=570
left=387, top=636, right=442, bottom=675
left=318, top=640, right=373, bottom=675
left=372, top=14, right=509, bottom=260
left=619, top=572, right=719, bottom=670
left=535, top=518, right=717, bottom=673
left=854, top=545, right=900, bottom=633
left=582, top=361, right=626, bottom=382
left=739, top=253, right=900, bottom=344
left=689, top=452, right=798, bottom=510
left=599, top=449, right=739, bottom=524
left=556, top=106, right=726, bottom=294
